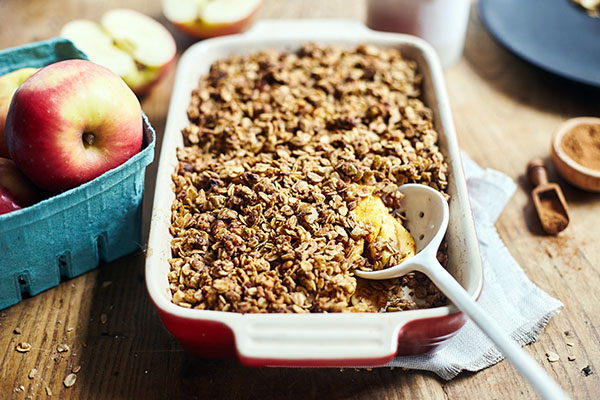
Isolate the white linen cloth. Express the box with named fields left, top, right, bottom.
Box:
left=386, top=153, right=563, bottom=379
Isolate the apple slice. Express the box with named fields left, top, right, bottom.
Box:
left=163, top=0, right=261, bottom=39
left=60, top=9, right=176, bottom=95
left=0, top=67, right=39, bottom=158
left=60, top=20, right=137, bottom=79
left=101, top=9, right=177, bottom=95
left=101, top=9, right=176, bottom=71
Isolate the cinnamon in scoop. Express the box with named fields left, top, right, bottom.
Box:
left=526, top=159, right=569, bottom=235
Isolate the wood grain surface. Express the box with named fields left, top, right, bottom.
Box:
left=1, top=0, right=599, bottom=399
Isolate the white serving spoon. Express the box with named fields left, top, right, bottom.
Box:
left=354, top=184, right=568, bottom=400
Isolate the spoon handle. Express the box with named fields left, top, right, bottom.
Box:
left=425, top=262, right=569, bottom=400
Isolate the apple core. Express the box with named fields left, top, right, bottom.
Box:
left=82, top=132, right=96, bottom=147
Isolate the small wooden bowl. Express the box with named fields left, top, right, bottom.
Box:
left=551, top=117, right=600, bottom=192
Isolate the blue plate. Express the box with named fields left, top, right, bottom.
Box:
left=479, top=0, right=600, bottom=88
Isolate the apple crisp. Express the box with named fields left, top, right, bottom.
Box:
left=168, top=43, right=448, bottom=313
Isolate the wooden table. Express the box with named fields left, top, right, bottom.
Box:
left=1, top=1, right=599, bottom=398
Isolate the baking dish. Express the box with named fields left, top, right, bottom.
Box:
left=146, top=19, right=483, bottom=366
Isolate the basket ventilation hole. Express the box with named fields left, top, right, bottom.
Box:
left=97, top=233, right=108, bottom=261
left=58, top=253, right=71, bottom=277
left=17, top=273, right=31, bottom=296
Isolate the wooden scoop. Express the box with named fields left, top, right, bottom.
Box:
left=526, top=159, right=569, bottom=235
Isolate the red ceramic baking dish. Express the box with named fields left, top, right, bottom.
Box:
left=146, top=19, right=483, bottom=367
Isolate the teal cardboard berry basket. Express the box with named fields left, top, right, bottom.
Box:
left=0, top=38, right=155, bottom=310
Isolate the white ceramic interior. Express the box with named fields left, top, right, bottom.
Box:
left=145, top=20, right=483, bottom=362
left=400, top=184, right=448, bottom=253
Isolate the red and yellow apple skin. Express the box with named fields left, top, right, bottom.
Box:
left=127, top=56, right=176, bottom=97
left=5, top=59, right=143, bottom=193
left=172, top=7, right=259, bottom=39
left=0, top=67, right=39, bottom=158
left=0, top=157, right=44, bottom=215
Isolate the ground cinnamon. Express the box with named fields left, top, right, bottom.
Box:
left=539, top=196, right=569, bottom=234
left=560, top=123, right=600, bottom=170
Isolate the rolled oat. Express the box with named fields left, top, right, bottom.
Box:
left=63, top=373, right=77, bottom=388
left=169, top=43, right=448, bottom=313
left=15, top=342, right=31, bottom=353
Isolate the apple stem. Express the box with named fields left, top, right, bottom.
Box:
left=82, top=132, right=95, bottom=146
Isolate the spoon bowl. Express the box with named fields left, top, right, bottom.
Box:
left=354, top=184, right=448, bottom=280
left=354, top=183, right=568, bottom=400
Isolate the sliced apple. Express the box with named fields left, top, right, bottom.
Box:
left=353, top=193, right=388, bottom=242
left=390, top=217, right=416, bottom=258
left=61, top=20, right=137, bottom=79
left=353, top=192, right=416, bottom=269
left=163, top=0, right=261, bottom=39
left=102, top=9, right=176, bottom=69
left=60, top=9, right=176, bottom=95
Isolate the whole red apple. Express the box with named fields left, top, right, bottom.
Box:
left=0, top=157, right=44, bottom=215
left=0, top=67, right=39, bottom=158
left=5, top=59, right=143, bottom=193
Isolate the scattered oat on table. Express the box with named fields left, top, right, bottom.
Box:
left=168, top=43, right=449, bottom=314
left=56, top=344, right=69, bottom=353
left=63, top=373, right=77, bottom=388
left=13, top=327, right=22, bottom=335
left=28, top=368, right=37, bottom=379
left=546, top=351, right=560, bottom=362
left=67, top=327, right=73, bottom=332
left=100, top=313, right=108, bottom=324
left=568, top=356, right=576, bottom=361
left=16, top=342, right=31, bottom=353
left=45, top=386, right=52, bottom=396
left=566, top=341, right=575, bottom=347
left=72, top=365, right=81, bottom=373
left=544, top=245, right=558, bottom=259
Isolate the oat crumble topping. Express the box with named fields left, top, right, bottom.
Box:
left=168, top=43, right=448, bottom=313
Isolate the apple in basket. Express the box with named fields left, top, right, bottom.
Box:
left=5, top=59, right=143, bottom=193
left=0, top=67, right=39, bottom=158
left=162, top=0, right=262, bottom=38
left=61, top=9, right=176, bottom=95
left=0, top=157, right=43, bottom=215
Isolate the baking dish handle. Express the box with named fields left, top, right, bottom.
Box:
left=231, top=314, right=407, bottom=366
